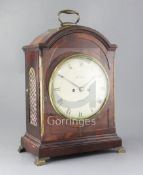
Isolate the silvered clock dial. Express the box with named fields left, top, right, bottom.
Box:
left=49, top=54, right=109, bottom=119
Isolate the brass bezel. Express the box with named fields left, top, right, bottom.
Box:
left=48, top=54, right=110, bottom=120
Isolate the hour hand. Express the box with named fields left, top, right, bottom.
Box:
left=79, top=76, right=96, bottom=91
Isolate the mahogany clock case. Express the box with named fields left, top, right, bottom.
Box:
left=19, top=24, right=123, bottom=164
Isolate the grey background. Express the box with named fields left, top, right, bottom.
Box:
left=0, top=0, right=143, bottom=174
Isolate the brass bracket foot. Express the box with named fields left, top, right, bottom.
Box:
left=34, top=157, right=50, bottom=166
left=115, top=146, right=126, bottom=153
left=18, top=145, right=26, bottom=153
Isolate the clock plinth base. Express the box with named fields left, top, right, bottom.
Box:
left=20, top=132, right=122, bottom=165
left=18, top=145, right=26, bottom=153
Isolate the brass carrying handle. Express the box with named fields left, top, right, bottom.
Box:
left=58, top=9, right=80, bottom=27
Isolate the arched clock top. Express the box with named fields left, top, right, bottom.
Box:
left=23, top=25, right=117, bottom=52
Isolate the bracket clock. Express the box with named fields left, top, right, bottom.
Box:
left=19, top=10, right=125, bottom=166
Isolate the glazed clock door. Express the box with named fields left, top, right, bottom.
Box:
left=42, top=25, right=117, bottom=143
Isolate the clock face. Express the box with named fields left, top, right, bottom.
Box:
left=49, top=54, right=109, bottom=120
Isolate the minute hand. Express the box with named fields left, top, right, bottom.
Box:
left=58, top=74, right=80, bottom=89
